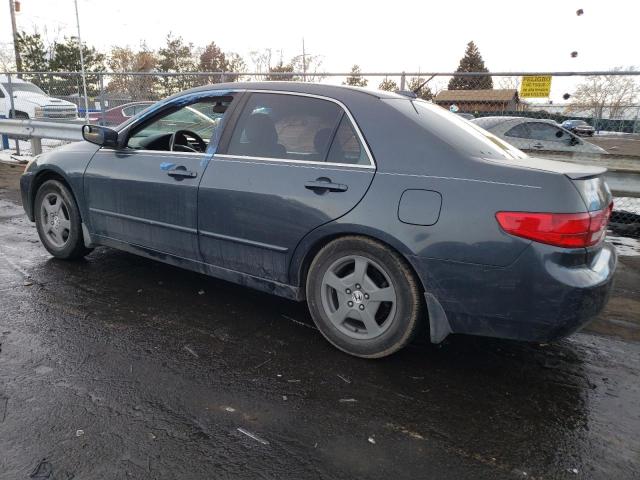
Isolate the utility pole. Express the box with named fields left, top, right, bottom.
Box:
left=302, top=38, right=306, bottom=82
left=74, top=0, right=89, bottom=120
left=8, top=0, right=23, bottom=75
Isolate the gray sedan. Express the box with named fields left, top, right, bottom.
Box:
left=471, top=116, right=606, bottom=154
left=20, top=83, right=616, bottom=358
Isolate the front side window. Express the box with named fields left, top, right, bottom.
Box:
left=127, top=96, right=233, bottom=152
left=227, top=93, right=345, bottom=161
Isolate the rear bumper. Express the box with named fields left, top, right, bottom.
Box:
left=412, top=241, right=617, bottom=343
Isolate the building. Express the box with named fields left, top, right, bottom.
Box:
left=434, top=89, right=523, bottom=113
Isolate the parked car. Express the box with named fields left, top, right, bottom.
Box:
left=455, top=112, right=475, bottom=120
left=88, top=101, right=153, bottom=126
left=471, top=116, right=606, bottom=154
left=20, top=83, right=616, bottom=358
left=0, top=75, right=78, bottom=120
left=562, top=119, right=595, bottom=136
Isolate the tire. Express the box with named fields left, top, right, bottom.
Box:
left=13, top=111, right=29, bottom=120
left=306, top=236, right=423, bottom=358
left=34, top=179, right=92, bottom=260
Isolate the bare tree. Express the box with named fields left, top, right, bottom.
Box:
left=249, top=49, right=275, bottom=79
left=107, top=44, right=158, bottom=100
left=567, top=67, right=638, bottom=120
left=290, top=54, right=325, bottom=82
left=0, top=42, right=16, bottom=71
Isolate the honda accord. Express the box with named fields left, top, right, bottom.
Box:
left=20, top=82, right=616, bottom=358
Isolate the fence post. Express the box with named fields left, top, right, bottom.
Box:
left=220, top=72, right=226, bottom=83
left=99, top=73, right=106, bottom=126
left=400, top=72, right=406, bottom=90
left=7, top=74, right=20, bottom=156
left=30, top=137, right=42, bottom=155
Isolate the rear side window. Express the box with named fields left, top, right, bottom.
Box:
left=227, top=93, right=344, bottom=161
left=386, top=99, right=526, bottom=161
left=505, top=123, right=530, bottom=138
left=528, top=122, right=566, bottom=142
left=327, top=115, right=369, bottom=165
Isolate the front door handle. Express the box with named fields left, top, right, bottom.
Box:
left=305, top=177, right=348, bottom=193
left=167, top=166, right=197, bottom=179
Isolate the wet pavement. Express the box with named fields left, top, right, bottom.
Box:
left=0, top=163, right=639, bottom=479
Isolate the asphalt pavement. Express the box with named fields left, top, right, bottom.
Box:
left=0, top=162, right=639, bottom=479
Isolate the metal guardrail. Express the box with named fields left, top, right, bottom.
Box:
left=0, top=118, right=84, bottom=155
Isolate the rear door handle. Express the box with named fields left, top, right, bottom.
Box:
left=532, top=143, right=544, bottom=149
left=305, top=178, right=348, bottom=193
left=167, top=166, right=197, bottom=179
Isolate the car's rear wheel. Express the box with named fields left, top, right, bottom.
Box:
left=306, top=236, right=423, bottom=358
left=35, top=179, right=92, bottom=259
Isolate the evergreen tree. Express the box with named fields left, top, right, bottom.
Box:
left=343, top=65, right=367, bottom=87
left=448, top=41, right=492, bottom=90
left=16, top=31, right=49, bottom=72
left=48, top=37, right=105, bottom=96
left=224, top=52, right=246, bottom=82
left=378, top=78, right=398, bottom=91
left=15, top=31, right=50, bottom=88
left=157, top=33, right=197, bottom=95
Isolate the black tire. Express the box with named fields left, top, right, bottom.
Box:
left=34, top=179, right=92, bottom=260
left=13, top=111, right=29, bottom=120
left=306, top=236, right=423, bottom=358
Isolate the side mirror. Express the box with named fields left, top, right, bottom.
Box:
left=569, top=135, right=581, bottom=146
left=82, top=124, right=118, bottom=148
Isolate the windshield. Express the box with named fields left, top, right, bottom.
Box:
left=1, top=82, right=46, bottom=95
left=387, top=99, right=526, bottom=160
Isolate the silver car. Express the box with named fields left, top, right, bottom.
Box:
left=471, top=116, right=606, bottom=154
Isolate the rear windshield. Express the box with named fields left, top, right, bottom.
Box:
left=385, top=99, right=526, bottom=160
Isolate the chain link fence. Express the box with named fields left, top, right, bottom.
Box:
left=1, top=70, right=639, bottom=235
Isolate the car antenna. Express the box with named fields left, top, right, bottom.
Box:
left=412, top=74, right=436, bottom=94
left=395, top=74, right=437, bottom=99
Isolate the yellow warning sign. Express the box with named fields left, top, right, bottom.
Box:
left=520, top=76, right=552, bottom=98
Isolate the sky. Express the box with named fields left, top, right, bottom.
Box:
left=0, top=0, right=638, bottom=97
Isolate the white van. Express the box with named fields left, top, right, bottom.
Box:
left=0, top=75, right=78, bottom=120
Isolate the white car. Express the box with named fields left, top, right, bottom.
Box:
left=471, top=116, right=606, bottom=154
left=0, top=75, right=78, bottom=120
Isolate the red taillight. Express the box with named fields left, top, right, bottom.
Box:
left=496, top=202, right=613, bottom=248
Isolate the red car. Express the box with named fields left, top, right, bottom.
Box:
left=89, top=101, right=153, bottom=126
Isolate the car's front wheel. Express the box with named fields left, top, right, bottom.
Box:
left=306, top=236, right=423, bottom=358
left=34, top=179, right=92, bottom=259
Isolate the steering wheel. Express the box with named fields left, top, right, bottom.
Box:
left=169, top=130, right=207, bottom=153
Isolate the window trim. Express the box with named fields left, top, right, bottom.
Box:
left=217, top=90, right=376, bottom=170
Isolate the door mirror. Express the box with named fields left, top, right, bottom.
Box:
left=569, top=135, right=581, bottom=146
left=82, top=124, right=118, bottom=148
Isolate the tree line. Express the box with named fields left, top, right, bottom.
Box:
left=10, top=33, right=494, bottom=101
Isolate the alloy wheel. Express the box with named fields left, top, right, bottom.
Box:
left=320, top=255, right=397, bottom=340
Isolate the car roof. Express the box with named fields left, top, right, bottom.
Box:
left=172, top=81, right=404, bottom=102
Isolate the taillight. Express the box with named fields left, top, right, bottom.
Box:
left=496, top=202, right=613, bottom=248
